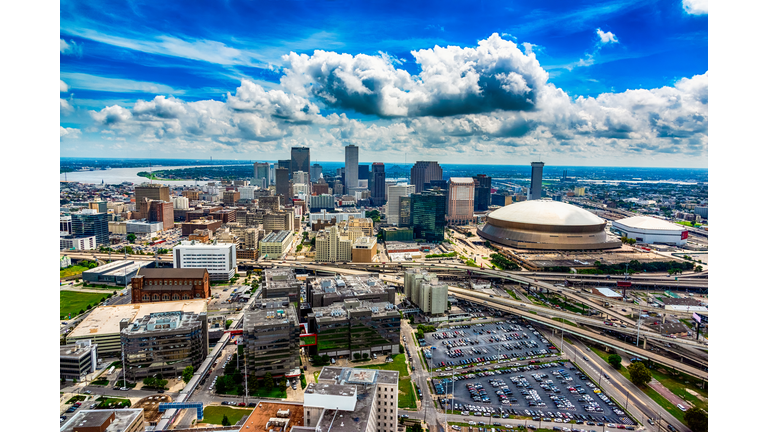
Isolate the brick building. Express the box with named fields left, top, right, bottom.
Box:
left=131, top=268, right=210, bottom=303
left=181, top=219, right=223, bottom=236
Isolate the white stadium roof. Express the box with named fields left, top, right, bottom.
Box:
left=613, top=216, right=684, bottom=232
left=487, top=200, right=604, bottom=227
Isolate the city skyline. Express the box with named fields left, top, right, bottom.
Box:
left=60, top=1, right=708, bottom=167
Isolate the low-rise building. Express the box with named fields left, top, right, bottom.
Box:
left=381, top=227, right=413, bottom=242
left=60, top=409, right=144, bottom=432
left=307, top=274, right=396, bottom=307
left=307, top=299, right=400, bottom=358
left=60, top=340, right=98, bottom=381
left=352, top=236, right=377, bottom=263
left=60, top=235, right=97, bottom=251
left=130, top=268, right=210, bottom=303
left=263, top=268, right=302, bottom=302
left=82, top=260, right=152, bottom=286
left=67, top=299, right=208, bottom=357
left=173, top=240, right=237, bottom=281
left=121, top=309, right=209, bottom=380
left=259, top=230, right=294, bottom=259
left=303, top=367, right=399, bottom=432
left=243, top=298, right=301, bottom=378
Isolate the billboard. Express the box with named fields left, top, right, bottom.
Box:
left=681, top=231, right=689, bottom=240
left=692, top=312, right=701, bottom=324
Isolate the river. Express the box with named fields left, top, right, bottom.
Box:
left=59, top=165, right=240, bottom=186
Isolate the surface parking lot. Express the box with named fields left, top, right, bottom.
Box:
left=424, top=321, right=560, bottom=371
left=433, top=360, right=635, bottom=427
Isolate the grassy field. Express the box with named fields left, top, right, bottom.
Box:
left=66, top=395, right=87, bottom=404
left=60, top=265, right=90, bottom=278
left=357, top=353, right=417, bottom=409
left=505, top=290, right=519, bottom=300
left=60, top=291, right=107, bottom=319
left=201, top=406, right=254, bottom=425
left=251, top=386, right=287, bottom=398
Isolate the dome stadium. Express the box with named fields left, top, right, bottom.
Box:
left=478, top=200, right=621, bottom=250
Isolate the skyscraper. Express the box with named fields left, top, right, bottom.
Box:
left=344, top=145, right=359, bottom=192
left=371, top=162, right=386, bottom=206
left=310, top=163, right=323, bottom=182
left=411, top=189, right=447, bottom=242
left=135, top=184, right=170, bottom=217
left=473, top=174, right=492, bottom=211
left=290, top=147, right=310, bottom=177
left=399, top=196, right=412, bottom=226
left=410, top=161, right=443, bottom=193
left=278, top=159, right=291, bottom=179
left=530, top=161, right=545, bottom=200
left=358, top=164, right=369, bottom=184
left=253, top=162, right=270, bottom=189
left=447, top=177, right=475, bottom=225
left=385, top=184, right=414, bottom=226
left=275, top=167, right=289, bottom=206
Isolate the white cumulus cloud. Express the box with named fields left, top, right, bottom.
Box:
left=60, top=80, right=69, bottom=92
left=60, top=39, right=83, bottom=56
left=281, top=33, right=551, bottom=118
left=60, top=127, right=82, bottom=138
left=682, top=0, right=708, bottom=15
left=596, top=28, right=619, bottom=44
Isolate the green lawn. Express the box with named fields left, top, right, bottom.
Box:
left=201, top=406, right=254, bottom=425
left=96, top=397, right=130, bottom=408
left=60, top=265, right=90, bottom=278
left=250, top=386, right=287, bottom=398
left=506, top=290, right=519, bottom=300
left=357, top=354, right=416, bottom=409
left=60, top=291, right=107, bottom=319
left=90, top=379, right=110, bottom=386
left=66, top=395, right=87, bottom=404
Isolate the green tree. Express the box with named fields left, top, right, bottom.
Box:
left=215, top=377, right=228, bottom=394
left=182, top=366, right=194, bottom=383
left=607, top=354, right=623, bottom=370
left=683, top=407, right=708, bottom=432
left=362, top=353, right=369, bottom=360
left=628, top=361, right=652, bottom=387
left=354, top=353, right=362, bottom=360
left=222, top=415, right=231, bottom=426
left=226, top=320, right=233, bottom=329
left=594, top=261, right=601, bottom=267
left=320, top=354, right=330, bottom=365
left=627, top=238, right=636, bottom=245
left=694, top=265, right=703, bottom=272
left=264, top=372, right=274, bottom=390
left=78, top=309, right=85, bottom=315
left=127, top=233, right=136, bottom=243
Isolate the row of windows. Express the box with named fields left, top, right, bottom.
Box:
left=148, top=280, right=203, bottom=286
left=141, top=293, right=199, bottom=301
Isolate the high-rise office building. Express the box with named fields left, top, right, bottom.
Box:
left=473, top=174, right=492, bottom=211
left=358, top=164, right=369, bottom=186
left=371, top=162, right=386, bottom=206
left=275, top=167, right=290, bottom=205
left=71, top=210, right=109, bottom=246
left=278, top=159, right=291, bottom=180
left=135, top=184, right=170, bottom=205
left=385, top=184, right=414, bottom=227
left=310, top=163, right=323, bottom=182
left=293, top=170, right=309, bottom=185
left=530, top=161, right=545, bottom=200
left=253, top=162, right=270, bottom=188
left=173, top=241, right=237, bottom=281
left=411, top=189, right=447, bottom=242
left=344, top=145, right=359, bottom=192
left=291, top=147, right=310, bottom=177
left=447, top=177, right=475, bottom=225
left=398, top=196, right=412, bottom=227
left=410, top=161, right=443, bottom=193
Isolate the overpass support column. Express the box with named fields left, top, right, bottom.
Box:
left=643, top=337, right=647, bottom=350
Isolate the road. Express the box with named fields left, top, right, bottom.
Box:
left=402, top=319, right=441, bottom=428
left=448, top=290, right=707, bottom=381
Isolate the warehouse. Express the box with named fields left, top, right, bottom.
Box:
left=611, top=216, right=688, bottom=246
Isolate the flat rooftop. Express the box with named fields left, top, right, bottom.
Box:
left=308, top=274, right=389, bottom=297
left=245, top=298, right=298, bottom=327
left=239, top=402, right=304, bottom=432
left=318, top=366, right=398, bottom=385
left=68, top=299, right=207, bottom=339
left=60, top=409, right=143, bottom=432
left=82, top=260, right=151, bottom=276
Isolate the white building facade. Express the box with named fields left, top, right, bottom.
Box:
left=385, top=184, right=414, bottom=226
left=173, top=241, right=237, bottom=281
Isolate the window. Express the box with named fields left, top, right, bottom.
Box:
left=142, top=294, right=150, bottom=301
left=152, top=294, right=160, bottom=301
left=162, top=294, right=170, bottom=301
left=183, top=294, right=190, bottom=300
left=172, top=294, right=180, bottom=300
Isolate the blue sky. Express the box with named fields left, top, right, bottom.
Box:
left=60, top=0, right=708, bottom=167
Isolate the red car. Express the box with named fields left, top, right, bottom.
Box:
left=237, top=402, right=246, bottom=407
